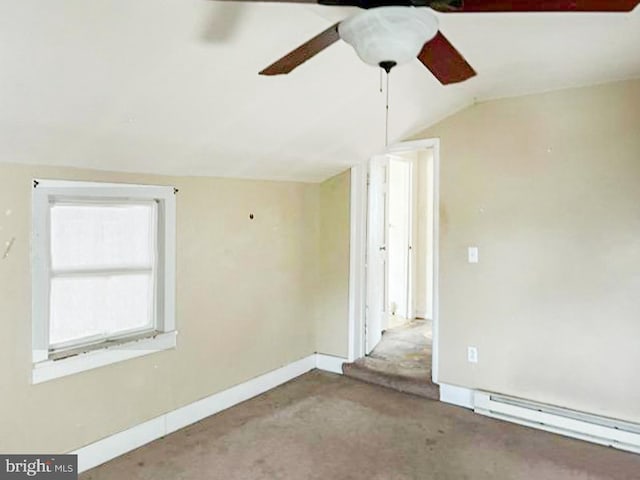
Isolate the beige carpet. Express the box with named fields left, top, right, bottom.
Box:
left=82, top=371, right=640, bottom=480
left=343, top=319, right=439, bottom=399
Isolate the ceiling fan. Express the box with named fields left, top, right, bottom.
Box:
left=217, top=0, right=639, bottom=85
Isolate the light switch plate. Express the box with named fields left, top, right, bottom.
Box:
left=468, top=246, right=479, bottom=263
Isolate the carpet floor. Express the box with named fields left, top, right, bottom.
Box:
left=81, top=371, right=640, bottom=480
left=343, top=319, right=439, bottom=399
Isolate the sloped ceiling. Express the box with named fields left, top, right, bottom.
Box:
left=0, top=1, right=638, bottom=182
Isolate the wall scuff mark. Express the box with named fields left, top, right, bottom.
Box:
left=2, top=237, right=15, bottom=260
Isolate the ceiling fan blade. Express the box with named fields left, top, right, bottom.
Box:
left=417, top=32, right=476, bottom=85
left=260, top=23, right=341, bottom=75
left=450, top=0, right=639, bottom=12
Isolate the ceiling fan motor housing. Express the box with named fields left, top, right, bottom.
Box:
left=338, top=6, right=439, bottom=69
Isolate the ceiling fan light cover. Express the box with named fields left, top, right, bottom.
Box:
left=339, top=7, right=439, bottom=68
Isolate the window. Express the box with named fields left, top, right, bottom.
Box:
left=32, top=180, right=176, bottom=384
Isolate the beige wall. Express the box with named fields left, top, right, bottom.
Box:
left=315, top=170, right=351, bottom=358
left=414, top=79, right=640, bottom=422
left=0, top=162, right=341, bottom=453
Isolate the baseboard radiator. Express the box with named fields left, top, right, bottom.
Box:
left=473, top=391, right=640, bottom=454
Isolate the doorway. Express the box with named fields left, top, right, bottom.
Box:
left=387, top=155, right=413, bottom=329
left=346, top=139, right=439, bottom=395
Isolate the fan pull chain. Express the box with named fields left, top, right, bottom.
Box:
left=379, top=68, right=383, bottom=93
left=385, top=70, right=390, bottom=147
left=378, top=62, right=395, bottom=148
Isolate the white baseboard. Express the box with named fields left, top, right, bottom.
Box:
left=315, top=354, right=346, bottom=374
left=72, top=416, right=166, bottom=474
left=72, top=354, right=317, bottom=472
left=165, top=355, right=319, bottom=434
left=439, top=383, right=475, bottom=409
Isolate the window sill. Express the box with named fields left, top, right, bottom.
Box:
left=32, top=331, right=177, bottom=384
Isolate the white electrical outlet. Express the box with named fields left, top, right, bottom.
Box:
left=468, top=246, right=479, bottom=263
left=467, top=346, right=478, bottom=364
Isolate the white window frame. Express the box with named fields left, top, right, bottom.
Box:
left=31, top=179, right=177, bottom=384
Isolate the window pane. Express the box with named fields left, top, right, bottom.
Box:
left=50, top=203, right=155, bottom=270
left=49, top=273, right=154, bottom=346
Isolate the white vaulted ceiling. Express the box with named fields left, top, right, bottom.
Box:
left=0, top=1, right=639, bottom=182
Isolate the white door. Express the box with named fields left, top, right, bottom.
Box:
left=366, top=155, right=389, bottom=354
